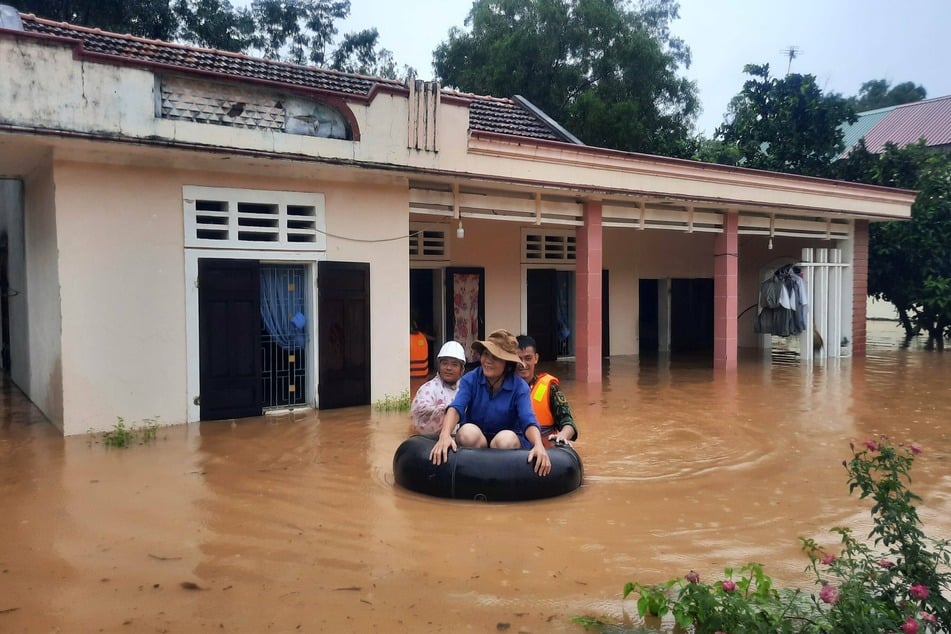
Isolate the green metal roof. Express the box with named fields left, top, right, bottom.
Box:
left=838, top=105, right=898, bottom=157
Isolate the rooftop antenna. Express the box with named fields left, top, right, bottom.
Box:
left=780, top=46, right=802, bottom=74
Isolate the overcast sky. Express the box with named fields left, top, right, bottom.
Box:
left=241, top=0, right=951, bottom=137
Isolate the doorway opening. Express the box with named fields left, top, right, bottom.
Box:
left=527, top=269, right=575, bottom=362
left=197, top=259, right=314, bottom=420
left=638, top=278, right=714, bottom=358
left=410, top=268, right=443, bottom=371
left=260, top=264, right=309, bottom=411
left=444, top=267, right=485, bottom=363
left=0, top=231, right=9, bottom=370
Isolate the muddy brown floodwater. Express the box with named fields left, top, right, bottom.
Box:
left=2, top=321, right=950, bottom=633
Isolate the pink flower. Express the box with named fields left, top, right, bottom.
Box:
left=920, top=612, right=937, bottom=625
left=878, top=559, right=895, bottom=568
left=909, top=443, right=922, bottom=455
left=684, top=570, right=700, bottom=584
left=819, top=584, right=840, bottom=605
left=820, top=553, right=836, bottom=565
left=720, top=579, right=736, bottom=592
left=909, top=583, right=930, bottom=600
left=901, top=617, right=919, bottom=634
left=864, top=439, right=879, bottom=452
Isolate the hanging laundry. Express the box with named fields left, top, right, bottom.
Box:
left=754, top=264, right=807, bottom=337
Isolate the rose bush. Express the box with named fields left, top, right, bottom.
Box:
left=602, top=438, right=951, bottom=633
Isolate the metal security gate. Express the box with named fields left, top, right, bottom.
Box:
left=799, top=247, right=847, bottom=360
left=760, top=247, right=848, bottom=363
left=260, top=264, right=308, bottom=410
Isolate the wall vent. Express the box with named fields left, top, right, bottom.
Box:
left=409, top=223, right=449, bottom=260
left=184, top=186, right=325, bottom=251
left=523, top=229, right=575, bottom=263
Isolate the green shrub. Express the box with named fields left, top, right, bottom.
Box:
left=606, top=438, right=950, bottom=633
left=374, top=390, right=411, bottom=412
left=93, top=417, right=162, bottom=448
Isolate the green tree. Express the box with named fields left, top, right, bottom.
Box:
left=16, top=0, right=402, bottom=78
left=692, top=136, right=741, bottom=166
left=241, top=0, right=348, bottom=66
left=172, top=0, right=257, bottom=52
left=432, top=0, right=699, bottom=158
left=15, top=0, right=178, bottom=39
left=715, top=63, right=856, bottom=177
left=849, top=79, right=927, bottom=112
left=329, top=28, right=401, bottom=78
left=836, top=141, right=951, bottom=347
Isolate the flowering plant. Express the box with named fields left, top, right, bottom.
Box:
left=799, top=437, right=950, bottom=632
left=610, top=438, right=951, bottom=633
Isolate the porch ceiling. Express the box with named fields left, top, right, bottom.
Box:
left=464, top=133, right=917, bottom=222
left=409, top=178, right=853, bottom=241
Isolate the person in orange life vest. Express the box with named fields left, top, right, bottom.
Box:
left=516, top=335, right=578, bottom=447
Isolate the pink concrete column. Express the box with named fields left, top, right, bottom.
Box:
left=714, top=212, right=739, bottom=370
left=575, top=200, right=603, bottom=383
left=852, top=220, right=869, bottom=357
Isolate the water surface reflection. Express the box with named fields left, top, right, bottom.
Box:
left=1, top=321, right=949, bottom=632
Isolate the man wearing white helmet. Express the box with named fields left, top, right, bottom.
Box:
left=410, top=340, right=467, bottom=435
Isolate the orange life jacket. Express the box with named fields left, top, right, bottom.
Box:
left=529, top=373, right=558, bottom=428
left=410, top=332, right=429, bottom=377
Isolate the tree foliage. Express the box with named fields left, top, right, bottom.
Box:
left=714, top=63, right=856, bottom=177
left=848, top=79, right=927, bottom=112
left=15, top=0, right=178, bottom=39
left=172, top=0, right=256, bottom=52
left=14, top=0, right=403, bottom=78
left=432, top=0, right=699, bottom=158
left=707, top=69, right=946, bottom=346
left=835, top=141, right=951, bottom=347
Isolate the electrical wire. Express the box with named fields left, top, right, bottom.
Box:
left=312, top=228, right=423, bottom=243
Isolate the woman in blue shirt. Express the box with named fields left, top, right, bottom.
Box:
left=429, top=329, right=552, bottom=476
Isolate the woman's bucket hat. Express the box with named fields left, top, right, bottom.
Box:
left=471, top=329, right=521, bottom=364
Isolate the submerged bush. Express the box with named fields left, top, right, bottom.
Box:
left=374, top=390, right=411, bottom=412
left=90, top=417, right=161, bottom=448
left=610, top=438, right=950, bottom=633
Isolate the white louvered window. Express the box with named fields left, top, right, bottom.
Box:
left=184, top=186, right=325, bottom=251
left=409, top=223, right=449, bottom=260
left=523, top=229, right=575, bottom=263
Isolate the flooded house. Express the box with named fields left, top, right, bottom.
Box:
left=0, top=8, right=916, bottom=435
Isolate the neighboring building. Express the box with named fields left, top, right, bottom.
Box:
left=839, top=95, right=951, bottom=321
left=839, top=94, right=951, bottom=158
left=0, top=10, right=915, bottom=435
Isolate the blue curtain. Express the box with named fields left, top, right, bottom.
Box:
left=261, top=267, right=307, bottom=350
left=556, top=271, right=571, bottom=347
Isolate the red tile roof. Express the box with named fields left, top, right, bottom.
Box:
left=13, top=13, right=574, bottom=143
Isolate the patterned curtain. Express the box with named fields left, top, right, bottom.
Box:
left=452, top=273, right=480, bottom=361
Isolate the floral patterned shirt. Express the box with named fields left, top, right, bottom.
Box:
left=410, top=376, right=459, bottom=435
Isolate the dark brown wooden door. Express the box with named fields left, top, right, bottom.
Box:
left=318, top=261, right=370, bottom=409
left=527, top=268, right=558, bottom=361
left=639, top=278, right=660, bottom=355
left=199, top=259, right=262, bottom=420
left=671, top=278, right=714, bottom=354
